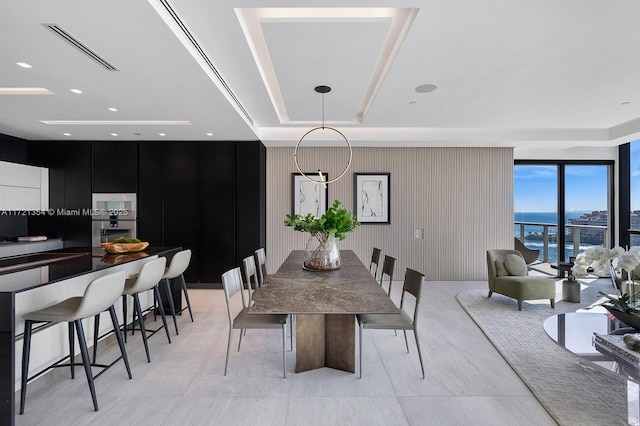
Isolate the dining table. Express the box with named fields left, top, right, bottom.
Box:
left=249, top=250, right=399, bottom=373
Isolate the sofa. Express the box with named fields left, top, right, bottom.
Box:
left=486, top=249, right=556, bottom=311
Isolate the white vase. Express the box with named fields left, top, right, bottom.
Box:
left=303, top=233, right=341, bottom=271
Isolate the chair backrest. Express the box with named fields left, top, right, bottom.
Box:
left=379, top=255, right=396, bottom=295
left=486, top=249, right=525, bottom=290
left=164, top=249, right=192, bottom=279
left=73, top=271, right=127, bottom=320
left=221, top=267, right=247, bottom=326
left=254, top=248, right=267, bottom=286
left=243, top=255, right=260, bottom=305
left=399, top=268, right=425, bottom=326
left=127, top=257, right=167, bottom=293
left=369, top=247, right=381, bottom=277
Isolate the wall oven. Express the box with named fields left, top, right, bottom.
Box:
left=91, top=193, right=137, bottom=247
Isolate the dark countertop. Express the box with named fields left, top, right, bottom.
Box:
left=0, top=246, right=180, bottom=293
left=250, top=250, right=400, bottom=315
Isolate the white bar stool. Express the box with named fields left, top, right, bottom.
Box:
left=162, top=249, right=193, bottom=335
left=20, top=270, right=132, bottom=414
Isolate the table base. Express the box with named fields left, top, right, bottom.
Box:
left=295, top=314, right=355, bottom=373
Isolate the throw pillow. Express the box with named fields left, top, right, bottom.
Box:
left=495, top=260, right=510, bottom=277
left=504, top=254, right=528, bottom=276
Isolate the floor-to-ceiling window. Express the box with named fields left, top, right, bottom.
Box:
left=629, top=141, right=640, bottom=246
left=515, top=161, right=614, bottom=263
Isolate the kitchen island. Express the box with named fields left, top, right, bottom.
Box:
left=0, top=245, right=180, bottom=426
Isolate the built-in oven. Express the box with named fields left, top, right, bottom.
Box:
left=91, top=193, right=137, bottom=247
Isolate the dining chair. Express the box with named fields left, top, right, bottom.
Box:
left=357, top=267, right=426, bottom=379
left=369, top=247, right=382, bottom=279
left=222, top=267, right=289, bottom=378
left=20, top=271, right=132, bottom=413
left=379, top=255, right=396, bottom=297
left=243, top=255, right=261, bottom=305
left=254, top=248, right=268, bottom=287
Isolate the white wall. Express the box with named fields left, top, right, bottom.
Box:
left=266, top=147, right=513, bottom=280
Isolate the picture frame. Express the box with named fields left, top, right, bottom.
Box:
left=354, top=173, right=390, bottom=224
left=291, top=172, right=328, bottom=217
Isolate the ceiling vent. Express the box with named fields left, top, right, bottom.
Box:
left=42, top=24, right=119, bottom=71
left=157, top=0, right=253, bottom=125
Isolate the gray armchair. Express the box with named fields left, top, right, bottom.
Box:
left=486, top=249, right=556, bottom=310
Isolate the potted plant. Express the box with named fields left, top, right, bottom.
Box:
left=284, top=200, right=360, bottom=270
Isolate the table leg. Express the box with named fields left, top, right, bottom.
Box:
left=295, top=314, right=355, bottom=373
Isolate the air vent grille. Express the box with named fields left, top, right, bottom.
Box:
left=42, top=24, right=118, bottom=71
left=158, top=0, right=254, bottom=125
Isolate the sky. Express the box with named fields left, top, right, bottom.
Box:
left=514, top=164, right=608, bottom=213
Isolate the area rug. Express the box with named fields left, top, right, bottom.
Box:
left=457, top=280, right=628, bottom=425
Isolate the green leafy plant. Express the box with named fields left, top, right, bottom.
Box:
left=599, top=291, right=640, bottom=314
left=284, top=199, right=360, bottom=240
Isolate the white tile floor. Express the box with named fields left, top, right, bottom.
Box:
left=15, top=280, right=556, bottom=426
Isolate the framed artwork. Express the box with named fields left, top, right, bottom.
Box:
left=354, top=173, right=390, bottom=224
left=291, top=172, right=328, bottom=217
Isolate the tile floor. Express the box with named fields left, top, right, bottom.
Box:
left=15, top=280, right=556, bottom=426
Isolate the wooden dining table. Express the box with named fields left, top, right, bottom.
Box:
left=249, top=250, right=399, bottom=373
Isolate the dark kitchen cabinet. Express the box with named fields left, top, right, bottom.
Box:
left=92, top=142, right=138, bottom=193
left=137, top=142, right=164, bottom=245
left=198, top=142, right=236, bottom=282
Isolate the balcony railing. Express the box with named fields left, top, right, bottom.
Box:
left=514, top=221, right=608, bottom=262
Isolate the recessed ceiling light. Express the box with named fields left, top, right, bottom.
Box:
left=0, top=88, right=54, bottom=95
left=70, top=89, right=82, bottom=94
left=415, top=84, right=438, bottom=94
left=111, top=133, right=118, bottom=136
left=159, top=133, right=166, bottom=136
left=16, top=62, right=32, bottom=68
left=63, top=133, right=71, bottom=136
left=206, top=133, right=213, bottom=136
left=108, top=107, right=118, bottom=112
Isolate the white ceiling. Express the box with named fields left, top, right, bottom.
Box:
left=2, top=0, right=640, bottom=149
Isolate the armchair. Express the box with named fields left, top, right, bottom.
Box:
left=486, top=249, right=556, bottom=311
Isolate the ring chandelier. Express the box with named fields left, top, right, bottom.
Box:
left=294, top=85, right=352, bottom=186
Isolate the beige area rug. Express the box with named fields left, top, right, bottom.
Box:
left=457, top=280, right=628, bottom=426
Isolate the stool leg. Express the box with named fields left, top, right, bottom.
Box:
left=134, top=293, right=151, bottom=362
left=68, top=322, right=75, bottom=379
left=74, top=319, right=99, bottom=411
left=108, top=305, right=132, bottom=379
left=179, top=274, right=194, bottom=322
left=122, top=294, right=128, bottom=343
left=92, top=313, right=100, bottom=363
left=164, top=278, right=179, bottom=335
left=20, top=320, right=33, bottom=414
left=154, top=284, right=171, bottom=344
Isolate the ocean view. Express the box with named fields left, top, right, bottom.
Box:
left=514, top=211, right=603, bottom=261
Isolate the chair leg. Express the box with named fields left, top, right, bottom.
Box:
left=238, top=328, right=244, bottom=351
left=359, top=322, right=364, bottom=379
left=20, top=320, right=33, bottom=414
left=413, top=329, right=425, bottom=379
left=164, top=278, right=179, bottom=335
left=282, top=323, right=287, bottom=378
left=134, top=293, right=151, bottom=362
left=488, top=290, right=493, bottom=298
left=403, top=330, right=409, bottom=353
left=179, top=274, right=194, bottom=322
left=68, top=322, right=75, bottom=379
left=224, top=328, right=233, bottom=376
left=92, top=313, right=100, bottom=363
left=75, top=319, right=99, bottom=411
left=154, top=285, right=172, bottom=344
left=518, top=299, right=523, bottom=311
left=108, top=305, right=132, bottom=379
left=550, top=298, right=556, bottom=308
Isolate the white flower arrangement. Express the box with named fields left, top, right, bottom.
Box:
left=571, top=246, right=640, bottom=279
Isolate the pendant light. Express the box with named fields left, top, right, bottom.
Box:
left=294, top=85, right=352, bottom=187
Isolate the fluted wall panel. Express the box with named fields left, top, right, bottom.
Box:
left=266, top=147, right=513, bottom=280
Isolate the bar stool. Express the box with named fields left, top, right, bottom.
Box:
left=122, top=257, right=171, bottom=362
left=162, top=249, right=193, bottom=335
left=20, top=270, right=132, bottom=414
